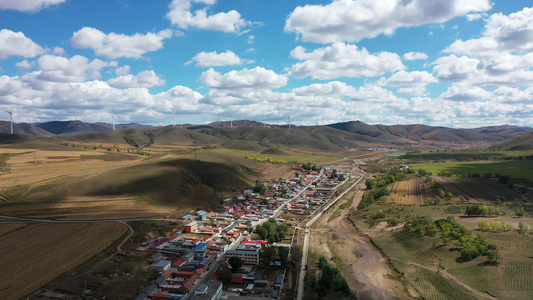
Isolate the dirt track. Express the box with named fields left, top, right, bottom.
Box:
left=310, top=185, right=415, bottom=299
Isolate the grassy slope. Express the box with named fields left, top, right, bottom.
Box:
left=490, top=133, right=533, bottom=151
left=20, top=155, right=255, bottom=208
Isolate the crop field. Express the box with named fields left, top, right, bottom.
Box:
left=409, top=160, right=533, bottom=181
left=373, top=229, right=533, bottom=300
left=393, top=260, right=479, bottom=300
left=0, top=196, right=172, bottom=220
left=432, top=177, right=533, bottom=202
left=373, top=232, right=478, bottom=299
left=0, top=222, right=127, bottom=300
left=388, top=178, right=429, bottom=204
left=446, top=232, right=533, bottom=300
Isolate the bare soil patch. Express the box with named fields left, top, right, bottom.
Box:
left=309, top=183, right=415, bottom=299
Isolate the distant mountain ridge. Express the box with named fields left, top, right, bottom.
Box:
left=0, top=120, right=153, bottom=136
left=1, top=120, right=532, bottom=150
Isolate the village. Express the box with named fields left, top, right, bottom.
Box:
left=134, top=166, right=348, bottom=300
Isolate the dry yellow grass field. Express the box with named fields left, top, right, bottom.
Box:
left=0, top=149, right=145, bottom=198
left=0, top=222, right=127, bottom=300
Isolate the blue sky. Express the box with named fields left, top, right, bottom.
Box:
left=1, top=0, right=533, bottom=128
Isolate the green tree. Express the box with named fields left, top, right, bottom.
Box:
left=478, top=219, right=489, bottom=231
left=277, top=247, right=289, bottom=267
left=228, top=256, right=243, bottom=271
left=260, top=246, right=276, bottom=266
left=518, top=222, right=527, bottom=234
left=256, top=227, right=268, bottom=240
left=516, top=207, right=525, bottom=218
left=218, top=263, right=232, bottom=286
left=486, top=249, right=501, bottom=265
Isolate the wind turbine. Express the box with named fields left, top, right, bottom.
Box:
left=5, top=110, right=13, bottom=134
left=111, top=115, right=116, bottom=130
left=230, top=114, right=233, bottom=128
left=288, top=114, right=292, bottom=129
left=172, top=110, right=177, bottom=127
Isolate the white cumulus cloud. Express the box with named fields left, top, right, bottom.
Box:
left=36, top=54, right=117, bottom=83
left=378, top=71, right=438, bottom=95
left=71, top=27, right=173, bottom=59
left=403, top=52, right=428, bottom=61
left=288, top=43, right=405, bottom=80
left=0, top=0, right=67, bottom=12
left=166, top=0, right=248, bottom=33
left=187, top=50, right=249, bottom=67
left=200, top=67, right=288, bottom=90
left=441, top=82, right=492, bottom=101
left=108, top=70, right=165, bottom=88
left=0, top=29, right=45, bottom=59
left=285, top=0, right=492, bottom=43
left=447, top=7, right=533, bottom=56
left=15, top=59, right=35, bottom=69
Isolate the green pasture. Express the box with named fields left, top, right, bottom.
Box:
left=410, top=160, right=533, bottom=181
left=212, top=148, right=338, bottom=164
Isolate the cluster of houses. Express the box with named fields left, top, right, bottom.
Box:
left=134, top=219, right=250, bottom=300
left=135, top=166, right=348, bottom=299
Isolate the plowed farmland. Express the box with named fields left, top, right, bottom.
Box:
left=388, top=178, right=429, bottom=204
left=0, top=222, right=127, bottom=300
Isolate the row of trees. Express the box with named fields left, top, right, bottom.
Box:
left=464, top=205, right=504, bottom=217
left=315, top=256, right=351, bottom=297
left=365, top=172, right=406, bottom=190
left=301, top=162, right=321, bottom=171
left=260, top=246, right=289, bottom=267
left=358, top=187, right=389, bottom=210
left=431, top=180, right=453, bottom=200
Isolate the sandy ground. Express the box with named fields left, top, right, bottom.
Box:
left=309, top=181, right=416, bottom=300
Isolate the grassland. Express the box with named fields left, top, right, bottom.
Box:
left=212, top=148, right=342, bottom=164
left=0, top=222, right=127, bottom=300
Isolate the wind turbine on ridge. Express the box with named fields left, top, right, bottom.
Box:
left=5, top=110, right=13, bottom=134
